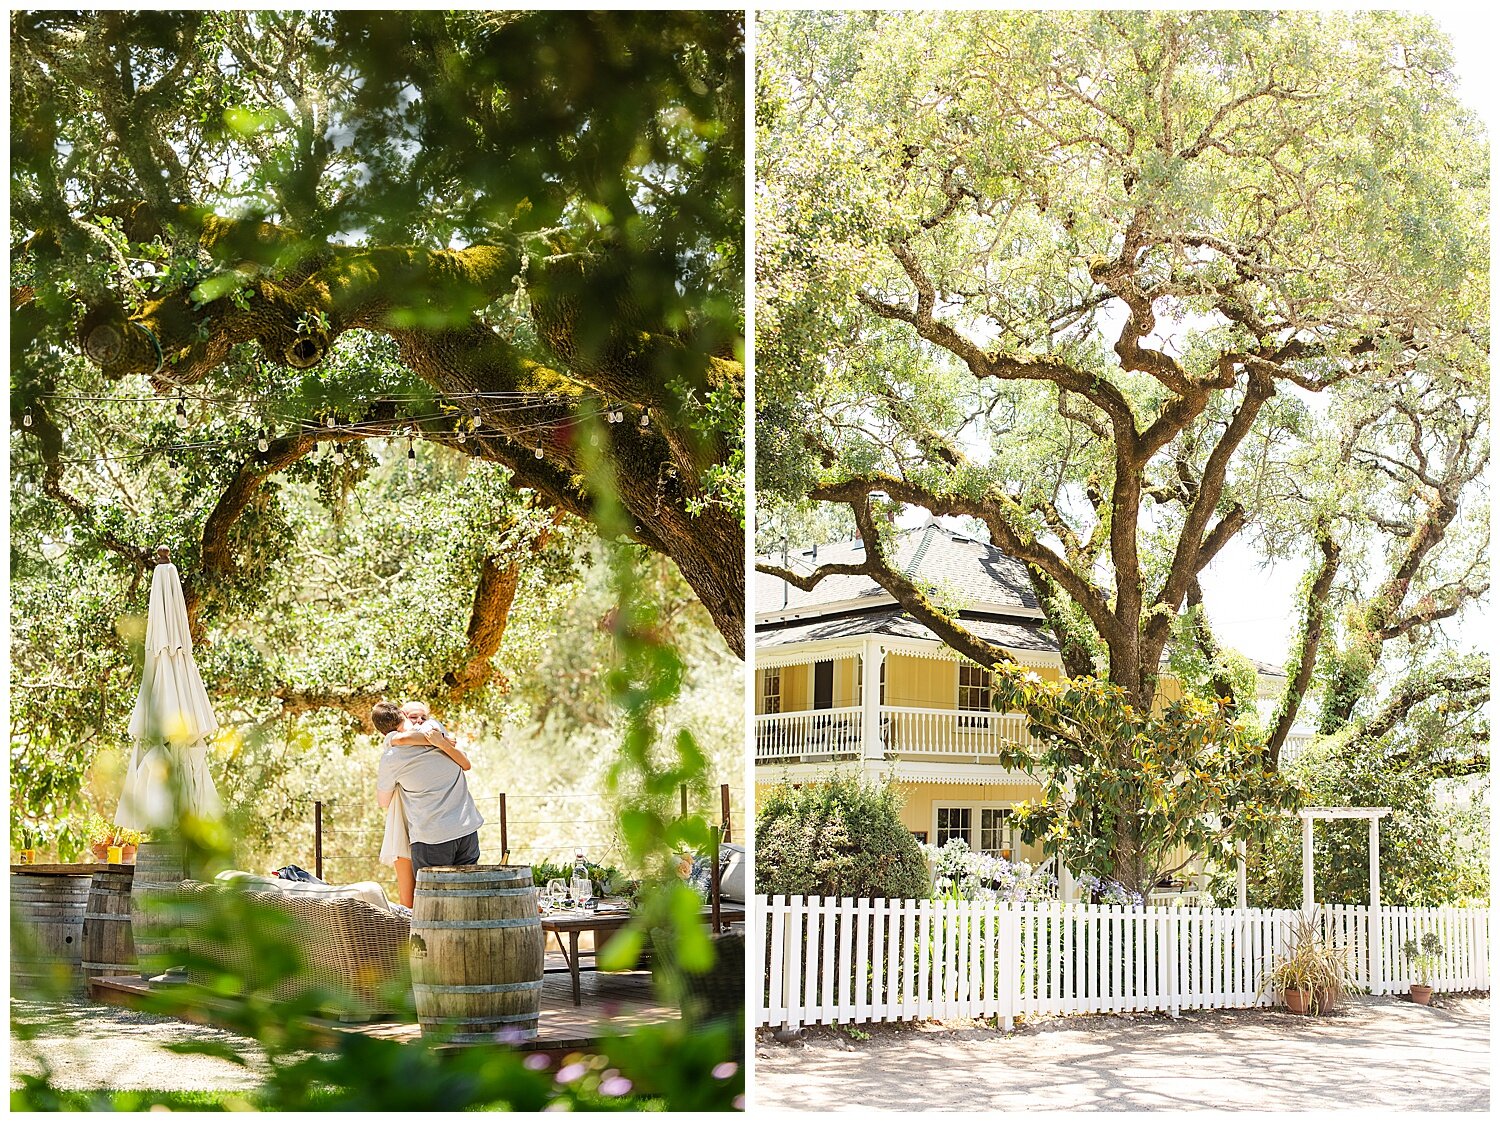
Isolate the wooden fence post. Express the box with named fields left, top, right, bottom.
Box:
left=313, top=800, right=323, bottom=880
left=720, top=783, right=732, bottom=842
left=499, top=793, right=509, bottom=864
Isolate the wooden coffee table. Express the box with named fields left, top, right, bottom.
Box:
left=542, top=902, right=746, bottom=1006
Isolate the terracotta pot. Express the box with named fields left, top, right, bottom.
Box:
left=1410, top=984, right=1433, bottom=1006
left=91, top=843, right=110, bottom=862
left=1315, top=987, right=1340, bottom=1014
left=1283, top=986, right=1312, bottom=1015
left=121, top=845, right=137, bottom=864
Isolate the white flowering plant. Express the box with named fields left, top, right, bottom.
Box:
left=920, top=838, right=1056, bottom=903
left=1075, top=873, right=1145, bottom=907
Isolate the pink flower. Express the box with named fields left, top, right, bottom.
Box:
left=524, top=1053, right=551, bottom=1071
left=555, top=1062, right=588, bottom=1084
left=598, top=1076, right=633, bottom=1097
left=712, top=1061, right=739, bottom=1080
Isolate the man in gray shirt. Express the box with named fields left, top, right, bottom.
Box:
left=372, top=700, right=485, bottom=874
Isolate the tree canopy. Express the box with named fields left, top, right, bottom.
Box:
left=12, top=10, right=747, bottom=654
left=757, top=10, right=1487, bottom=764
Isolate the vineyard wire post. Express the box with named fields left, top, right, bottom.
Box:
left=314, top=801, right=323, bottom=880
left=499, top=793, right=509, bottom=864
left=721, top=783, right=732, bottom=842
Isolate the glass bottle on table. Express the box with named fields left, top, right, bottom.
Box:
left=571, top=850, right=593, bottom=910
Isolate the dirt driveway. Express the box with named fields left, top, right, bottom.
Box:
left=753, top=994, right=1490, bottom=1112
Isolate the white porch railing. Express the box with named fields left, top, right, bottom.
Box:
left=880, top=705, right=1041, bottom=758
left=757, top=896, right=1491, bottom=1030
left=754, top=704, right=1046, bottom=763
left=755, top=706, right=863, bottom=761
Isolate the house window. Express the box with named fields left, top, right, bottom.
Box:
left=935, top=806, right=972, bottom=847
left=958, top=662, right=991, bottom=727
left=762, top=667, right=781, bottom=714
left=979, top=808, right=1015, bottom=857
left=936, top=804, right=1019, bottom=858
left=879, top=658, right=886, bottom=705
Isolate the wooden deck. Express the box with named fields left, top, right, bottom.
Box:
left=87, top=952, right=677, bottom=1057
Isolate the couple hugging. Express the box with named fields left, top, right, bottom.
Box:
left=372, top=699, right=485, bottom=909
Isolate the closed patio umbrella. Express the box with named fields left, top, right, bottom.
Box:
left=115, top=548, right=221, bottom=829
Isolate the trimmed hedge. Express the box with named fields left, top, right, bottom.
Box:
left=755, top=774, right=930, bottom=900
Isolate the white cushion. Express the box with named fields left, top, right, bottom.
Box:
left=720, top=843, right=747, bottom=903
left=214, top=870, right=391, bottom=913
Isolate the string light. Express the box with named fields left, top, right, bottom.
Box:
left=332, top=446, right=345, bottom=465
left=639, top=409, right=650, bottom=428
left=174, top=394, right=189, bottom=428
left=257, top=427, right=270, bottom=453
left=407, top=436, right=416, bottom=460
left=456, top=428, right=467, bottom=444
left=23, top=408, right=33, bottom=428
left=533, top=445, right=544, bottom=459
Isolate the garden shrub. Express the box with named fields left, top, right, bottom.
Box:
left=755, top=774, right=930, bottom=900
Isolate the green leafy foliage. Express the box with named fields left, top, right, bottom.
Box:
left=989, top=664, right=1302, bottom=897
left=1229, top=736, right=1488, bottom=908
left=755, top=774, right=932, bottom=900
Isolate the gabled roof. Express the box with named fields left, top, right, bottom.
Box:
left=756, top=522, right=1038, bottom=622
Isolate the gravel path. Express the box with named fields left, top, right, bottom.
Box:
left=10, top=998, right=267, bottom=1093
left=754, top=994, right=1491, bottom=1112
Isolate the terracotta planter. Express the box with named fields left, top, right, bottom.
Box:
left=91, top=843, right=110, bottom=862
left=1283, top=986, right=1312, bottom=1015
left=1410, top=984, right=1433, bottom=1006
left=121, top=845, right=137, bottom=864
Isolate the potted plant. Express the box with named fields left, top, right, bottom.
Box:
left=1403, top=933, right=1444, bottom=1005
left=1258, top=913, right=1353, bottom=1016
left=15, top=823, right=41, bottom=865
left=86, top=813, right=143, bottom=863
left=115, top=827, right=143, bottom=863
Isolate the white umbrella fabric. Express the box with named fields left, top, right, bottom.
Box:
left=115, top=557, right=222, bottom=829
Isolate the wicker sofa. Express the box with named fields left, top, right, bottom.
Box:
left=178, top=879, right=410, bottom=1015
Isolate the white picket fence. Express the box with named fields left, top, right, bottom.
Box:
left=756, top=895, right=1491, bottom=1030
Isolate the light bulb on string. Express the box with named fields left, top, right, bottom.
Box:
left=23, top=408, right=33, bottom=428
left=456, top=428, right=467, bottom=444
left=590, top=434, right=599, bottom=447
left=332, top=446, right=345, bottom=466
left=175, top=394, right=189, bottom=428
left=407, top=436, right=417, bottom=460
left=639, top=410, right=650, bottom=428
left=257, top=427, right=270, bottom=453
left=533, top=445, right=544, bottom=460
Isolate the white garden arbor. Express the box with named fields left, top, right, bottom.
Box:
left=1232, top=806, right=1392, bottom=912
left=1298, top=806, right=1392, bottom=914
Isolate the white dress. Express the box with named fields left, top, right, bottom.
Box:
left=379, top=789, right=412, bottom=865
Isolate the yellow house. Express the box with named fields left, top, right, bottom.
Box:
left=754, top=521, right=1307, bottom=901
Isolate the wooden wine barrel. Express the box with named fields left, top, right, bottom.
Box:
left=10, top=873, right=90, bottom=992
left=410, top=865, right=545, bottom=1043
left=82, top=868, right=137, bottom=982
left=130, top=839, right=187, bottom=973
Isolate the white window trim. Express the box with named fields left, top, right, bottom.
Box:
left=931, top=800, right=1021, bottom=858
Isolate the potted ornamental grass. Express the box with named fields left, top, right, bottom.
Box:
left=1259, top=913, right=1353, bottom=1016
left=1402, top=933, right=1444, bottom=1005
